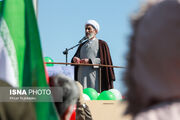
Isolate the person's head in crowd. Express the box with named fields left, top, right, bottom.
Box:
left=130, top=0, right=165, bottom=26
left=124, top=0, right=180, bottom=116
left=49, top=74, right=80, bottom=120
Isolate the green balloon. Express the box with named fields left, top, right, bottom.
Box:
left=97, top=91, right=116, bottom=100
left=44, top=57, right=54, bottom=66
left=83, top=88, right=98, bottom=100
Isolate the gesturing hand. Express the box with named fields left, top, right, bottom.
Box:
left=73, top=57, right=80, bottom=63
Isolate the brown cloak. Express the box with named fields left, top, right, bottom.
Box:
left=71, top=39, right=115, bottom=91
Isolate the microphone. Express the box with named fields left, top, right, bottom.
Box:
left=78, top=36, right=88, bottom=43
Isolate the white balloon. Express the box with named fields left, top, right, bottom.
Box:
left=109, top=89, right=122, bottom=100
left=83, top=94, right=91, bottom=100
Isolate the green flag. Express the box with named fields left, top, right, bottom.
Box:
left=0, top=0, right=59, bottom=119
left=0, top=1, right=3, bottom=14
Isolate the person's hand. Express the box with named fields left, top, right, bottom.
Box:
left=73, top=57, right=80, bottom=63
left=80, top=59, right=89, bottom=64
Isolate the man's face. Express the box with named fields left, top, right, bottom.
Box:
left=85, top=24, right=97, bottom=39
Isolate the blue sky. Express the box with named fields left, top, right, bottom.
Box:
left=38, top=0, right=141, bottom=94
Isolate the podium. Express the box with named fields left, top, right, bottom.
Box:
left=46, top=62, right=125, bottom=92
left=85, top=101, right=131, bottom=120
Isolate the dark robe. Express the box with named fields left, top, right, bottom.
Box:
left=71, top=39, right=115, bottom=91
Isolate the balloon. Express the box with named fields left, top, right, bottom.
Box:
left=83, top=93, right=91, bottom=100
left=83, top=88, right=98, bottom=100
left=44, top=57, right=54, bottom=66
left=97, top=91, right=116, bottom=100
left=109, top=89, right=122, bottom=100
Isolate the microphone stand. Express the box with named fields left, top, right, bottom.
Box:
left=63, top=42, right=83, bottom=66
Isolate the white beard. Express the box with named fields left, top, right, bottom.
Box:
left=87, top=33, right=95, bottom=39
